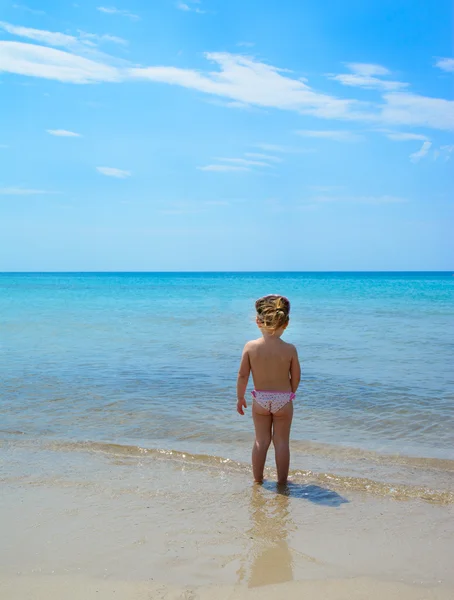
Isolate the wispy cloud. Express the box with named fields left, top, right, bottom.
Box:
left=201, top=151, right=281, bottom=172
left=410, top=141, right=432, bottom=163
left=176, top=1, right=205, bottom=14
left=348, top=63, right=390, bottom=77
left=97, top=6, right=140, bottom=21
left=77, top=30, right=127, bottom=46
left=0, top=21, right=127, bottom=52
left=0, top=21, right=77, bottom=48
left=297, top=129, right=362, bottom=141
left=328, top=62, right=408, bottom=91
left=380, top=92, right=454, bottom=131
left=12, top=4, right=45, bottom=15
left=198, top=165, right=250, bottom=172
left=383, top=131, right=429, bottom=141
left=245, top=152, right=283, bottom=163
left=47, top=129, right=81, bottom=137
left=206, top=98, right=252, bottom=110
left=1, top=46, right=453, bottom=132
left=214, top=157, right=273, bottom=167
left=96, top=166, right=131, bottom=178
left=435, top=58, right=454, bottom=73
left=237, top=41, right=255, bottom=48
left=0, top=187, right=54, bottom=195
left=253, top=143, right=292, bottom=153
left=130, top=53, right=362, bottom=120
left=0, top=42, right=121, bottom=83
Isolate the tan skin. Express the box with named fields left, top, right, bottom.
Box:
left=236, top=319, right=301, bottom=485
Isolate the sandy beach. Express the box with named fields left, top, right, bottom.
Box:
left=2, top=442, right=453, bottom=599
left=3, top=575, right=453, bottom=600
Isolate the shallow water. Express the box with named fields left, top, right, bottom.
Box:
left=1, top=272, right=453, bottom=495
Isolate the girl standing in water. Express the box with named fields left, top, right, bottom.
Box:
left=237, top=295, right=301, bottom=485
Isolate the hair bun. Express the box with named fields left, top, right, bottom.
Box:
left=255, top=294, right=290, bottom=334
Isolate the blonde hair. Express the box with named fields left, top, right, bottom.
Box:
left=255, top=294, right=290, bottom=334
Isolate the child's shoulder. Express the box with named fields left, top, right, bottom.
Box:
left=280, top=339, right=298, bottom=354
left=244, top=337, right=262, bottom=349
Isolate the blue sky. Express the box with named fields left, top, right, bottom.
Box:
left=0, top=0, right=453, bottom=271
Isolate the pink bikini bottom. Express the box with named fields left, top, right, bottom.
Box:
left=251, top=390, right=295, bottom=414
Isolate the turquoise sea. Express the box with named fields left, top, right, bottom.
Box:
left=1, top=272, right=453, bottom=501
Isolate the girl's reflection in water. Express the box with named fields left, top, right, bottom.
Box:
left=240, top=484, right=294, bottom=587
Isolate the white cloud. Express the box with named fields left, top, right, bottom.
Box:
left=1, top=44, right=453, bottom=132
left=47, top=129, right=81, bottom=137
left=245, top=152, right=283, bottom=163
left=176, top=1, right=205, bottom=13
left=12, top=4, right=46, bottom=15
left=97, top=6, right=140, bottom=20
left=380, top=92, right=454, bottom=131
left=77, top=31, right=127, bottom=46
left=384, top=131, right=429, bottom=141
left=331, top=73, right=407, bottom=91
left=129, top=53, right=362, bottom=120
left=348, top=63, right=391, bottom=77
left=206, top=98, right=252, bottom=110
left=215, top=157, right=272, bottom=167
left=0, top=21, right=77, bottom=48
left=297, top=129, right=362, bottom=141
left=0, top=21, right=128, bottom=51
left=0, top=42, right=121, bottom=83
left=198, top=165, right=250, bottom=172
left=237, top=42, right=255, bottom=48
left=410, top=141, right=432, bottom=163
left=329, top=62, right=408, bottom=91
left=435, top=58, right=454, bottom=73
left=0, top=187, right=52, bottom=195
left=96, top=166, right=131, bottom=178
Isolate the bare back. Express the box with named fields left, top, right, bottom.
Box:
left=246, top=337, right=296, bottom=392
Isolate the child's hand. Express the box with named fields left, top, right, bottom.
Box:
left=237, top=397, right=247, bottom=415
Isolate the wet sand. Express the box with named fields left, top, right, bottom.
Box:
left=1, top=445, right=453, bottom=599
left=2, top=575, right=453, bottom=600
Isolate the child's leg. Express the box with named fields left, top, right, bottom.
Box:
left=272, top=402, right=293, bottom=485
left=252, top=402, right=272, bottom=483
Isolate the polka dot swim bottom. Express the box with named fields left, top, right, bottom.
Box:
left=251, top=390, right=295, bottom=414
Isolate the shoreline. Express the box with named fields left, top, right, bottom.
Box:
left=2, top=443, right=453, bottom=599
left=4, top=435, right=454, bottom=504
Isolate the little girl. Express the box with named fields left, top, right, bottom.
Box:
left=237, top=295, right=301, bottom=485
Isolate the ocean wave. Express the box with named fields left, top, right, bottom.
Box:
left=41, top=439, right=454, bottom=505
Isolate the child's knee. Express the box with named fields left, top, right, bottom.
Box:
left=273, top=439, right=289, bottom=452
left=255, top=436, right=271, bottom=450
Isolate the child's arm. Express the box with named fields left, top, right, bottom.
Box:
left=290, top=345, right=301, bottom=393
left=236, top=343, right=251, bottom=415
